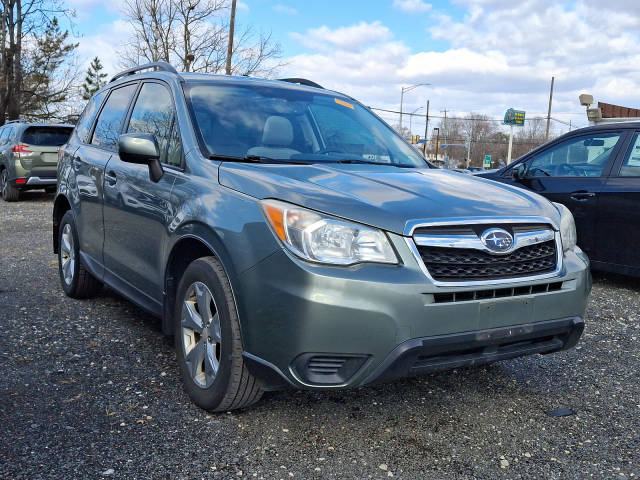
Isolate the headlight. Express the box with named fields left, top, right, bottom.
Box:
left=261, top=199, right=397, bottom=265
left=554, top=202, right=577, bottom=253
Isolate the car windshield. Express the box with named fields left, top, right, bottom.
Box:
left=185, top=83, right=428, bottom=167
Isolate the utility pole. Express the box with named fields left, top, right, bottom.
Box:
left=441, top=109, right=448, bottom=145
left=545, top=76, right=554, bottom=141
left=399, top=83, right=430, bottom=131
left=225, top=0, right=237, bottom=75
left=423, top=100, right=430, bottom=156
left=434, top=127, right=440, bottom=164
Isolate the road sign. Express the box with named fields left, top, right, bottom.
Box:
left=484, top=155, right=491, bottom=168
left=504, top=108, right=525, bottom=126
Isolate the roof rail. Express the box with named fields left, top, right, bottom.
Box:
left=110, top=61, right=180, bottom=83
left=278, top=78, right=324, bottom=89
left=5, top=119, right=25, bottom=124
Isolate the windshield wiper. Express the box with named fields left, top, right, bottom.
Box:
left=209, top=154, right=311, bottom=165
left=325, top=159, right=416, bottom=168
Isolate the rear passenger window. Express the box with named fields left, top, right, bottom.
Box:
left=91, top=84, right=137, bottom=151
left=619, top=132, right=640, bottom=177
left=126, top=82, right=177, bottom=165
left=76, top=90, right=106, bottom=143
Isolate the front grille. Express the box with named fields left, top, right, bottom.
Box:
left=418, top=240, right=557, bottom=281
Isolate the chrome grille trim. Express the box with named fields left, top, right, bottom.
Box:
left=413, top=229, right=554, bottom=256
left=404, top=216, right=560, bottom=236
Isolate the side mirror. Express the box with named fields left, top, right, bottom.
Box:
left=118, top=133, right=163, bottom=183
left=512, top=163, right=526, bottom=181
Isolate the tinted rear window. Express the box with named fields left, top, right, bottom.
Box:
left=21, top=127, right=73, bottom=146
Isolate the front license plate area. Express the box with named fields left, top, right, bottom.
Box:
left=478, top=297, right=534, bottom=330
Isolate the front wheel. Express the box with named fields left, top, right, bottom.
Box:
left=175, top=257, right=263, bottom=411
left=58, top=210, right=102, bottom=298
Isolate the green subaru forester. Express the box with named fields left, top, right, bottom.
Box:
left=53, top=62, right=591, bottom=411
left=0, top=120, right=73, bottom=201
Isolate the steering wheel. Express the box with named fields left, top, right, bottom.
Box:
left=555, top=163, right=581, bottom=176
left=528, top=167, right=551, bottom=177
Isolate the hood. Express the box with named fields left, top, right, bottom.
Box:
left=219, top=164, right=560, bottom=235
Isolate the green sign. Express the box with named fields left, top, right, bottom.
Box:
left=484, top=155, right=491, bottom=168
left=504, top=108, right=525, bottom=126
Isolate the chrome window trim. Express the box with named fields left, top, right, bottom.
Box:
left=404, top=216, right=559, bottom=236
left=413, top=229, right=555, bottom=256
left=406, top=231, right=564, bottom=287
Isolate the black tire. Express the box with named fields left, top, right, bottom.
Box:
left=174, top=256, right=263, bottom=411
left=1, top=169, right=19, bottom=202
left=58, top=210, right=102, bottom=298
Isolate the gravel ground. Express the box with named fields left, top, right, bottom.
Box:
left=1, top=192, right=639, bottom=480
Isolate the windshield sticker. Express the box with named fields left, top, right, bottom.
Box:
left=334, top=98, right=354, bottom=109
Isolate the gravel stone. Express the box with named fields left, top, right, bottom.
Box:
left=1, top=192, right=639, bottom=479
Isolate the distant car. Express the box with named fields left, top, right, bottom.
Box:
left=467, top=166, right=485, bottom=172
left=0, top=121, right=73, bottom=201
left=479, top=122, right=640, bottom=276
left=449, top=168, right=472, bottom=174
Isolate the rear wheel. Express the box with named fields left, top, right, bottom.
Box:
left=1, top=169, right=19, bottom=202
left=58, top=210, right=102, bottom=298
left=175, top=256, right=263, bottom=411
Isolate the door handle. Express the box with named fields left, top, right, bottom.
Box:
left=569, top=191, right=595, bottom=201
left=105, top=171, right=117, bottom=186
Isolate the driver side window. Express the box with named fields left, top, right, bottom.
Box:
left=525, top=132, right=622, bottom=178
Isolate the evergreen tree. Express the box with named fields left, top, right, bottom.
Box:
left=82, top=57, right=108, bottom=100
left=21, top=18, right=79, bottom=121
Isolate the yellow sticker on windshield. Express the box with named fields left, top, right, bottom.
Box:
left=335, top=98, right=354, bottom=109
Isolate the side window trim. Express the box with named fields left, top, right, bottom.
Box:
left=89, top=81, right=140, bottom=151
left=521, top=130, right=627, bottom=178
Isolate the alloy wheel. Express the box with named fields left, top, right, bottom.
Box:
left=1, top=170, right=6, bottom=198
left=60, top=223, right=75, bottom=285
left=181, top=281, right=221, bottom=388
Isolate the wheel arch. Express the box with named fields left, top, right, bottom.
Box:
left=163, top=225, right=241, bottom=337
left=52, top=194, right=72, bottom=254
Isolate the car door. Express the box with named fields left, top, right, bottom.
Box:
left=102, top=81, right=180, bottom=307
left=595, top=130, right=640, bottom=274
left=73, top=85, right=137, bottom=272
left=505, top=129, right=627, bottom=262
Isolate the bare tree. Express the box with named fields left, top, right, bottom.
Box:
left=120, top=0, right=283, bottom=76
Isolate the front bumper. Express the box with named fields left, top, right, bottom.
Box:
left=236, top=233, right=590, bottom=391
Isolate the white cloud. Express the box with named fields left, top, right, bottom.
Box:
left=76, top=19, right=134, bottom=79
left=281, top=2, right=640, bottom=133
left=393, top=0, right=432, bottom=13
left=290, top=21, right=392, bottom=53
left=237, top=1, right=249, bottom=11
left=273, top=4, right=298, bottom=15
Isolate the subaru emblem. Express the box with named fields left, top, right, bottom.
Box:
left=481, top=228, right=513, bottom=253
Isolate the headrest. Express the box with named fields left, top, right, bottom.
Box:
left=262, top=116, right=293, bottom=146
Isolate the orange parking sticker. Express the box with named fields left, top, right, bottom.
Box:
left=335, top=98, right=354, bottom=109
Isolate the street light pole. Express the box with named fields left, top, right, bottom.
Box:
left=409, top=106, right=423, bottom=136
left=434, top=127, right=440, bottom=164
left=399, top=83, right=431, bottom=131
